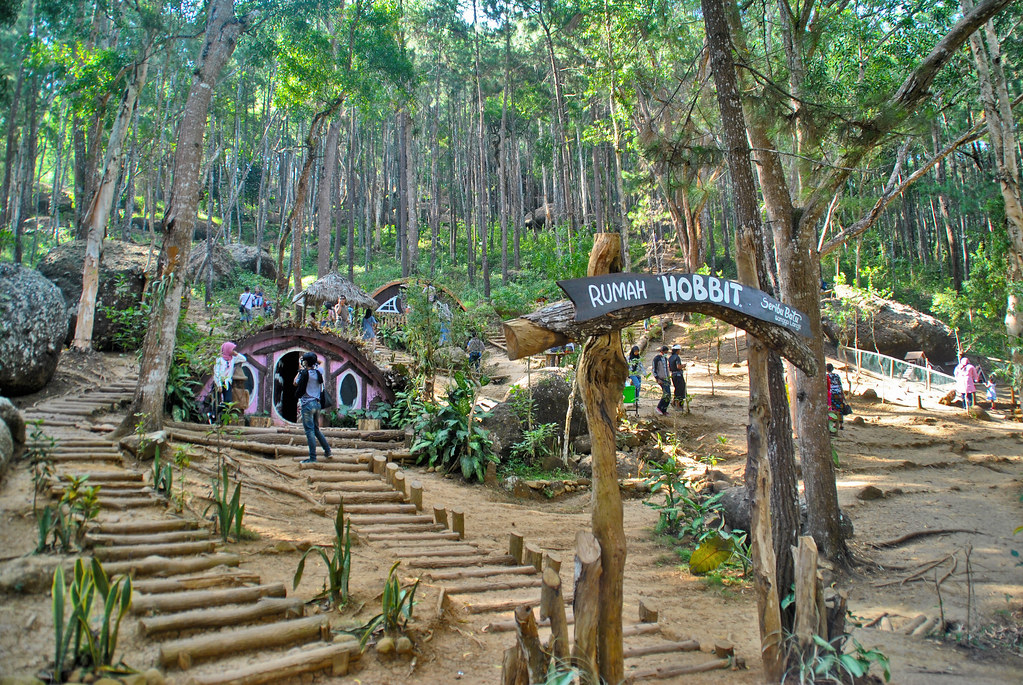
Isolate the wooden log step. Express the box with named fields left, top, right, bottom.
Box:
left=353, top=523, right=447, bottom=535
left=97, top=518, right=198, bottom=534
left=623, top=657, right=730, bottom=682
left=181, top=640, right=359, bottom=685
left=93, top=540, right=216, bottom=562
left=306, top=472, right=377, bottom=483
left=363, top=531, right=462, bottom=543
left=134, top=583, right=287, bottom=615
left=343, top=503, right=417, bottom=515
left=463, top=596, right=570, bottom=615
left=428, top=565, right=537, bottom=582
left=49, top=453, right=122, bottom=463
left=442, top=576, right=543, bottom=595
left=314, top=481, right=391, bottom=493
left=158, top=614, right=329, bottom=669
left=389, top=545, right=479, bottom=558
left=54, top=486, right=150, bottom=498
left=623, top=639, right=700, bottom=659
left=298, top=462, right=370, bottom=473
left=406, top=554, right=516, bottom=569
left=99, top=552, right=241, bottom=578
left=50, top=440, right=119, bottom=448
left=60, top=479, right=146, bottom=491
left=98, top=496, right=160, bottom=510
left=346, top=514, right=435, bottom=526
left=321, top=491, right=406, bottom=505
left=88, top=529, right=209, bottom=546
left=132, top=570, right=261, bottom=594
left=485, top=609, right=576, bottom=633
left=58, top=471, right=143, bottom=483
left=140, top=597, right=305, bottom=637
left=51, top=447, right=124, bottom=455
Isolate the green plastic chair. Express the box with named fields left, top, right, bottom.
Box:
left=623, top=384, right=639, bottom=415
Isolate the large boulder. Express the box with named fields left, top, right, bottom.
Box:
left=480, top=402, right=524, bottom=462
left=37, top=239, right=156, bottom=351
left=0, top=396, right=26, bottom=445
left=0, top=263, right=67, bottom=396
left=0, top=420, right=12, bottom=481
left=186, top=241, right=238, bottom=288
left=504, top=370, right=588, bottom=440
left=226, top=243, right=277, bottom=281
left=720, top=485, right=854, bottom=539
left=822, top=285, right=956, bottom=364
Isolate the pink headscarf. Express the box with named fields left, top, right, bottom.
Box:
left=221, top=342, right=237, bottom=360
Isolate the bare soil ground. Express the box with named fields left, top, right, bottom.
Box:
left=1, top=322, right=1021, bottom=684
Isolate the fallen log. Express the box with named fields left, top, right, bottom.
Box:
left=131, top=570, right=261, bottom=594
left=182, top=640, right=358, bottom=685
left=133, top=583, right=287, bottom=614
left=140, top=597, right=304, bottom=637
left=158, top=614, right=328, bottom=669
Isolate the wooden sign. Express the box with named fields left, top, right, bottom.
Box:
left=557, top=273, right=811, bottom=338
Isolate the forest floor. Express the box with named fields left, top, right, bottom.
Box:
left=1, top=322, right=1022, bottom=684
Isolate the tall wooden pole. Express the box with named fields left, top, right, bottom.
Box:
left=577, top=233, right=627, bottom=684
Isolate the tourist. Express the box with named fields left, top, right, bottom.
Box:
left=333, top=296, right=350, bottom=328
left=294, top=352, right=332, bottom=464
left=954, top=356, right=980, bottom=409
left=653, top=345, right=671, bottom=415
left=239, top=286, right=257, bottom=322
left=826, top=363, right=846, bottom=429
left=467, top=331, right=485, bottom=372
left=627, top=346, right=644, bottom=392
left=668, top=344, right=686, bottom=409
left=362, top=309, right=378, bottom=344
left=252, top=290, right=264, bottom=316
left=213, top=342, right=246, bottom=416
left=986, top=378, right=997, bottom=410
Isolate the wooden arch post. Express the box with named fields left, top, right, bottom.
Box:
left=577, top=233, right=628, bottom=684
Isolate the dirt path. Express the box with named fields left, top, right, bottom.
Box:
left=2, top=327, right=1022, bottom=684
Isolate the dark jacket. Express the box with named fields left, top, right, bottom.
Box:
left=669, top=352, right=684, bottom=376
left=294, top=368, right=328, bottom=406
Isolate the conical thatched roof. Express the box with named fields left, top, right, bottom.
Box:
left=300, top=272, right=378, bottom=311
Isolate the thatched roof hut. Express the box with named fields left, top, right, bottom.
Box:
left=299, top=272, right=378, bottom=311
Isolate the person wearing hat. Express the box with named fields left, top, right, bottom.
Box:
left=294, top=352, right=332, bottom=463
left=652, top=345, right=671, bottom=415
left=668, top=344, right=686, bottom=408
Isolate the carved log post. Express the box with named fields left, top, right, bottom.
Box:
left=514, top=604, right=548, bottom=683
left=793, top=535, right=821, bottom=650
left=577, top=233, right=628, bottom=684
left=540, top=566, right=570, bottom=661
left=572, top=530, right=602, bottom=683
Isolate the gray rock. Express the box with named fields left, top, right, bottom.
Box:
left=0, top=396, right=25, bottom=444
left=573, top=434, right=592, bottom=455
left=119, top=430, right=169, bottom=462
left=226, top=243, right=277, bottom=280
left=186, top=240, right=238, bottom=288
left=480, top=402, right=523, bottom=463
left=504, top=370, right=588, bottom=440
left=0, top=555, right=67, bottom=594
left=0, top=676, right=46, bottom=685
left=720, top=486, right=854, bottom=539
left=37, top=239, right=155, bottom=351
left=0, top=421, right=12, bottom=479
left=857, top=485, right=884, bottom=501
left=0, top=263, right=67, bottom=396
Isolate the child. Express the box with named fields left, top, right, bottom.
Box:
left=986, top=378, right=997, bottom=410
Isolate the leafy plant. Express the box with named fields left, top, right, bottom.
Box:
left=506, top=384, right=534, bottom=428
left=27, top=419, right=57, bottom=512
left=510, top=422, right=560, bottom=465
left=293, top=502, right=352, bottom=607
left=409, top=372, right=496, bottom=482
left=204, top=464, right=245, bottom=542
left=152, top=448, right=173, bottom=498
left=51, top=558, right=133, bottom=682
left=172, top=446, right=192, bottom=511
left=784, top=633, right=891, bottom=684
left=351, top=561, right=420, bottom=649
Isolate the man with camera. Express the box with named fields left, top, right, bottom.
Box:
left=294, top=352, right=332, bottom=463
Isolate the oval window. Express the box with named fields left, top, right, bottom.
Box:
left=339, top=373, right=359, bottom=409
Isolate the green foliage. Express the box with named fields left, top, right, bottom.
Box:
left=51, top=558, right=133, bottom=682
left=510, top=422, right=560, bottom=464
left=99, top=274, right=162, bottom=351
left=152, top=447, right=173, bottom=499
left=36, top=475, right=101, bottom=554
left=204, top=464, right=245, bottom=543
left=409, top=372, right=496, bottom=482
left=784, top=634, right=891, bottom=684
left=294, top=502, right=352, bottom=607
left=506, top=384, right=534, bottom=427
left=27, top=420, right=57, bottom=513
left=377, top=323, right=407, bottom=351
left=352, top=561, right=420, bottom=648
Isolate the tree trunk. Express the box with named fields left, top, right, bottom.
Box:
left=317, top=119, right=342, bottom=278
left=577, top=233, right=627, bottom=685
left=73, top=52, right=151, bottom=350
left=118, top=0, right=244, bottom=434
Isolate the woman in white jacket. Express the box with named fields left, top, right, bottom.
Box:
left=213, top=341, right=246, bottom=408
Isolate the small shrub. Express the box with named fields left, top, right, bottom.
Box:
left=205, top=464, right=245, bottom=542
left=510, top=422, right=560, bottom=464
left=293, top=503, right=352, bottom=607
left=409, top=372, right=496, bottom=482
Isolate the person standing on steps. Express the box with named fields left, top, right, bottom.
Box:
left=294, top=352, right=332, bottom=464
left=668, top=344, right=686, bottom=409
left=466, top=331, right=485, bottom=372
left=653, top=345, right=671, bottom=415
left=954, top=356, right=980, bottom=409
left=238, top=286, right=255, bottom=322
left=627, top=346, right=644, bottom=393
left=213, top=342, right=246, bottom=420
